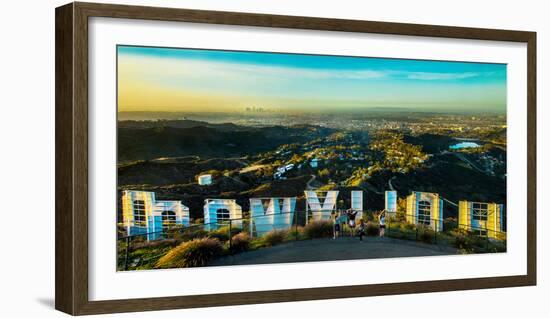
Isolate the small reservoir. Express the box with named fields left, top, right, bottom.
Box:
left=449, top=142, right=481, bottom=150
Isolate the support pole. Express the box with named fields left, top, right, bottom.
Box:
left=295, top=211, right=299, bottom=241
left=229, top=219, right=232, bottom=249
left=434, top=220, right=437, bottom=244
left=124, top=236, right=130, bottom=271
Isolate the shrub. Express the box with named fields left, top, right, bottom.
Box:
left=230, top=232, right=251, bottom=253
left=284, top=226, right=304, bottom=240
left=117, top=224, right=128, bottom=238
left=155, top=237, right=223, bottom=268
left=366, top=222, right=379, bottom=236
left=178, top=228, right=209, bottom=242
left=488, top=239, right=507, bottom=253
left=395, top=210, right=406, bottom=222
left=208, top=229, right=230, bottom=242
left=454, top=234, right=471, bottom=251
left=208, top=226, right=240, bottom=242
left=130, top=239, right=178, bottom=250
left=262, top=230, right=288, bottom=246
left=418, top=226, right=435, bottom=244
left=402, top=222, right=416, bottom=231
left=453, top=232, right=485, bottom=252
left=193, top=218, right=204, bottom=225
left=303, top=220, right=333, bottom=239
left=449, top=228, right=469, bottom=237
left=189, top=229, right=209, bottom=240
left=443, top=217, right=458, bottom=232
left=387, top=229, right=405, bottom=240
left=163, top=224, right=184, bottom=240
left=364, top=211, right=375, bottom=222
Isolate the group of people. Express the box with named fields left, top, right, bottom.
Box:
left=333, top=210, right=386, bottom=241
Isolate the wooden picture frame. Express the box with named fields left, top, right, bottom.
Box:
left=55, top=2, right=536, bottom=315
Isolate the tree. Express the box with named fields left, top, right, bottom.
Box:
left=318, top=168, right=330, bottom=181
left=396, top=197, right=407, bottom=221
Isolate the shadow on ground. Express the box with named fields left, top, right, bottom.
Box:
left=36, top=298, right=55, bottom=309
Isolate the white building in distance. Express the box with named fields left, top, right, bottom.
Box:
left=304, top=190, right=339, bottom=223
left=203, top=199, right=242, bottom=231
left=198, top=174, right=213, bottom=185
left=121, top=190, right=190, bottom=240
left=310, top=158, right=319, bottom=168
left=249, top=197, right=297, bottom=237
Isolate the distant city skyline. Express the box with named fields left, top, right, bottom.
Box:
left=117, top=45, right=507, bottom=114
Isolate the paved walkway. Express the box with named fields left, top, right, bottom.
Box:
left=208, top=236, right=457, bottom=266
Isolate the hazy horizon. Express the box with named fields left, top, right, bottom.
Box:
left=117, top=45, right=507, bottom=114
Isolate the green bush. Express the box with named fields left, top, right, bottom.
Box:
left=208, top=226, right=240, bottom=242
left=208, top=230, right=230, bottom=242
left=449, top=228, right=469, bottom=237
left=163, top=224, right=184, bottom=240
left=303, top=220, right=333, bottom=239
left=155, top=237, right=223, bottom=268
left=178, top=228, right=209, bottom=242
left=453, top=233, right=482, bottom=251
left=193, top=218, right=204, bottom=225
left=230, top=232, right=251, bottom=253
left=130, top=239, right=178, bottom=250
left=262, top=230, right=288, bottom=246
left=487, top=239, right=507, bottom=253
left=366, top=222, right=379, bottom=236
left=443, top=217, right=458, bottom=232
left=418, top=226, right=435, bottom=244
left=395, top=210, right=406, bottom=222
left=367, top=211, right=379, bottom=222
left=284, top=226, right=304, bottom=240
left=386, top=229, right=406, bottom=239
left=401, top=222, right=416, bottom=231
left=117, top=224, right=128, bottom=238
left=454, top=234, right=472, bottom=251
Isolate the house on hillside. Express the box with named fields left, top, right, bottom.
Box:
left=198, top=174, right=212, bottom=185
left=310, top=158, right=319, bottom=168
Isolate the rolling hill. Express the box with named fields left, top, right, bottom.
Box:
left=118, top=121, right=333, bottom=162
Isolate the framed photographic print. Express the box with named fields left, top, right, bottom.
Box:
left=55, top=2, right=536, bottom=315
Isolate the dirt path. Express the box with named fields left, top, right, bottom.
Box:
left=208, top=236, right=456, bottom=267
left=388, top=176, right=397, bottom=191
left=305, top=175, right=317, bottom=190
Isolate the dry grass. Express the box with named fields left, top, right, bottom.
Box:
left=262, top=230, right=288, bottom=246
left=303, top=220, right=333, bottom=239
left=155, top=237, right=223, bottom=268
left=230, top=232, right=251, bottom=253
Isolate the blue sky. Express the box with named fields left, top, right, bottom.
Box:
left=117, top=45, right=507, bottom=113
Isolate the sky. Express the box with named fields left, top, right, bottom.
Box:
left=117, top=45, right=507, bottom=113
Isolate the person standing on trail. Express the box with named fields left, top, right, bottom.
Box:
left=358, top=219, right=366, bottom=242
left=333, top=212, right=341, bottom=239
left=379, top=211, right=386, bottom=237
left=347, top=209, right=358, bottom=237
